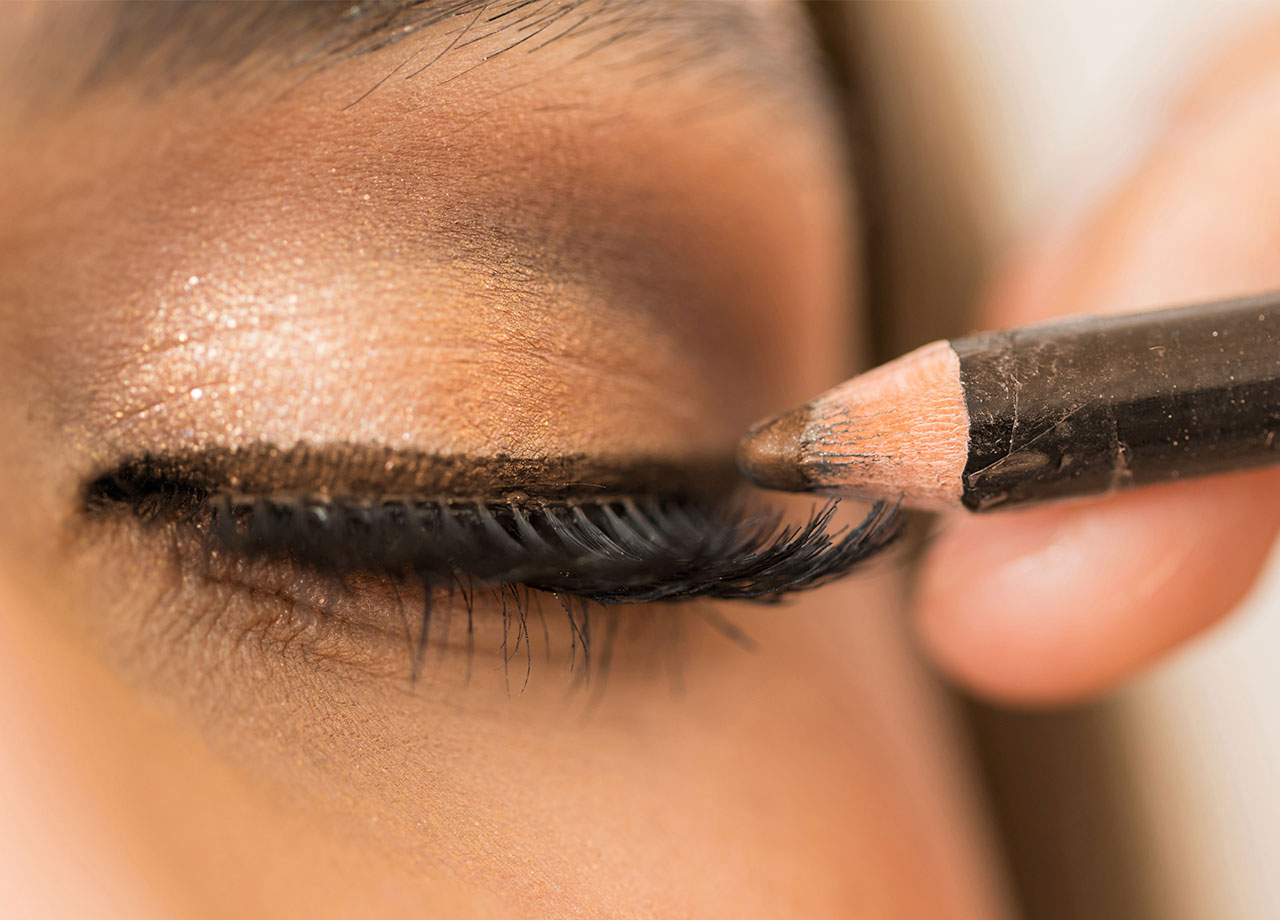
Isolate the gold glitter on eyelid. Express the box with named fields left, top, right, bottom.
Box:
left=88, top=252, right=740, bottom=471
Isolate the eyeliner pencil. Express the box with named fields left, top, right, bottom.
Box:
left=737, top=292, right=1280, bottom=512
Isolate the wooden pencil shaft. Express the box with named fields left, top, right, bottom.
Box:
left=956, top=292, right=1280, bottom=509
left=737, top=292, right=1280, bottom=512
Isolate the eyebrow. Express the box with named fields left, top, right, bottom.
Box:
left=63, top=0, right=814, bottom=100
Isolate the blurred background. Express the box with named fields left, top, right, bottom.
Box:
left=837, top=3, right=1280, bottom=918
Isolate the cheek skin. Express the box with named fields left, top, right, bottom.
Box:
left=0, top=566, right=487, bottom=918
left=3, top=547, right=1003, bottom=917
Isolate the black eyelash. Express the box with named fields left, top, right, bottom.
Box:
left=86, top=476, right=901, bottom=604
left=207, top=494, right=899, bottom=603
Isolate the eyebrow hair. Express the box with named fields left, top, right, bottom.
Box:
left=61, top=0, right=816, bottom=101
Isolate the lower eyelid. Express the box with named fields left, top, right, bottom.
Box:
left=191, top=554, right=685, bottom=687
left=84, top=513, right=639, bottom=684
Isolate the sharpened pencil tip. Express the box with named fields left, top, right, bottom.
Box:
left=737, top=408, right=813, bottom=492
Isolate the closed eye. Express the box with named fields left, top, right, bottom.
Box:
left=83, top=443, right=901, bottom=604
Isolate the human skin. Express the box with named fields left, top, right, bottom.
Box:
left=0, top=3, right=1007, bottom=917
left=915, top=17, right=1280, bottom=703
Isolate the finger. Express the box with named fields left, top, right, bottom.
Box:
left=914, top=37, right=1280, bottom=703
left=917, top=470, right=1280, bottom=704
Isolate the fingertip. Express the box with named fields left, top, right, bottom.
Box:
left=913, top=470, right=1280, bottom=705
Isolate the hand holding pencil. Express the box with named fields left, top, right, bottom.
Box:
left=758, top=37, right=1280, bottom=704
left=912, top=49, right=1280, bottom=704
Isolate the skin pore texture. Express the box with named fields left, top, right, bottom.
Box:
left=0, top=2, right=1008, bottom=917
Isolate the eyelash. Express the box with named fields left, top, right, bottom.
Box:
left=86, top=474, right=901, bottom=605
left=85, top=471, right=900, bottom=679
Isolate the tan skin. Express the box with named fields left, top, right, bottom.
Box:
left=0, top=3, right=1003, bottom=917
left=6, top=1, right=1277, bottom=915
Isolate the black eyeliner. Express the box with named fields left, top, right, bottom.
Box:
left=85, top=444, right=737, bottom=502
